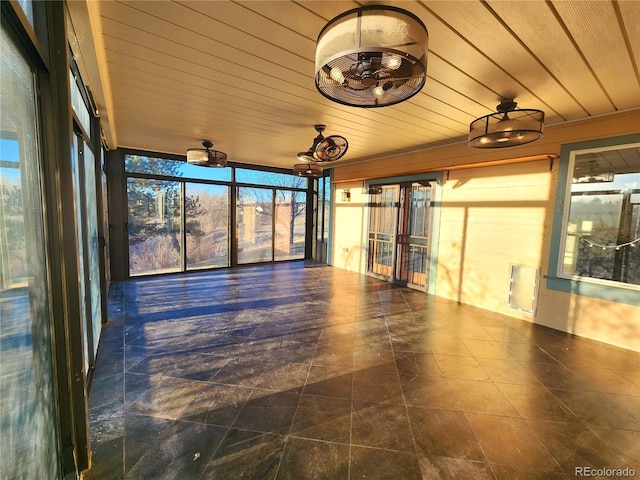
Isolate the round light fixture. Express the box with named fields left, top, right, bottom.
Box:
left=469, top=99, right=545, bottom=148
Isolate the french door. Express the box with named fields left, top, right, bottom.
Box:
left=367, top=182, right=434, bottom=290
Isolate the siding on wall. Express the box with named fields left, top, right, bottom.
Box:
left=330, top=110, right=640, bottom=351
left=435, top=160, right=552, bottom=314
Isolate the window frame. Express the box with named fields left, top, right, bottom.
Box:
left=546, top=134, right=640, bottom=306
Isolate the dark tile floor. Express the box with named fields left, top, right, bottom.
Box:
left=86, top=262, right=640, bottom=480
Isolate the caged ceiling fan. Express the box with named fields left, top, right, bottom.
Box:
left=314, top=6, right=428, bottom=108
left=296, top=124, right=349, bottom=163
left=294, top=125, right=348, bottom=177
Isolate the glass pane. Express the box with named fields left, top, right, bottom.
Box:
left=408, top=184, right=430, bottom=237
left=275, top=189, right=306, bottom=261
left=83, top=143, right=102, bottom=359
left=70, top=70, right=91, bottom=135
left=186, top=183, right=230, bottom=269
left=0, top=138, right=24, bottom=286
left=125, top=154, right=231, bottom=181
left=316, top=178, right=323, bottom=243
left=127, top=178, right=182, bottom=275
left=237, top=187, right=273, bottom=264
left=379, top=187, right=398, bottom=234
left=322, top=177, right=330, bottom=242
left=235, top=168, right=303, bottom=187
left=16, top=0, right=34, bottom=26
left=562, top=146, right=640, bottom=285
left=71, top=134, right=89, bottom=376
left=0, top=24, right=60, bottom=479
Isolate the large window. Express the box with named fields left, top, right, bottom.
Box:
left=561, top=143, right=640, bottom=286
left=548, top=137, right=640, bottom=303
left=124, top=154, right=308, bottom=274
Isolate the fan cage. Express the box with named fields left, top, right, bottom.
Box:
left=314, top=135, right=349, bottom=162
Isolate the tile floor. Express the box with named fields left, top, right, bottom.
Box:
left=86, top=262, right=640, bottom=479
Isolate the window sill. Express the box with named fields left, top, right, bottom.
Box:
left=544, top=275, right=640, bottom=307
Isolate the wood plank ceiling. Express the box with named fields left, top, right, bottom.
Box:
left=69, top=1, right=640, bottom=170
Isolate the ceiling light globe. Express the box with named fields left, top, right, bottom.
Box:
left=330, top=67, right=345, bottom=84
left=383, top=56, right=402, bottom=70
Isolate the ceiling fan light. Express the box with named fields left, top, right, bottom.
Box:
left=330, top=67, right=345, bottom=84
left=315, top=5, right=428, bottom=108
left=187, top=149, right=209, bottom=164
left=382, top=55, right=402, bottom=70
left=469, top=99, right=545, bottom=148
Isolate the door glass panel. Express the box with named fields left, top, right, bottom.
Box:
left=127, top=178, right=182, bottom=275
left=237, top=187, right=273, bottom=264
left=367, top=186, right=398, bottom=279
left=397, top=183, right=431, bottom=289
left=0, top=24, right=60, bottom=479
left=275, top=189, right=306, bottom=261
left=186, top=183, right=230, bottom=269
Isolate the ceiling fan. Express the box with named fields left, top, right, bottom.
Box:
left=296, top=124, right=349, bottom=163
left=186, top=140, right=227, bottom=167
